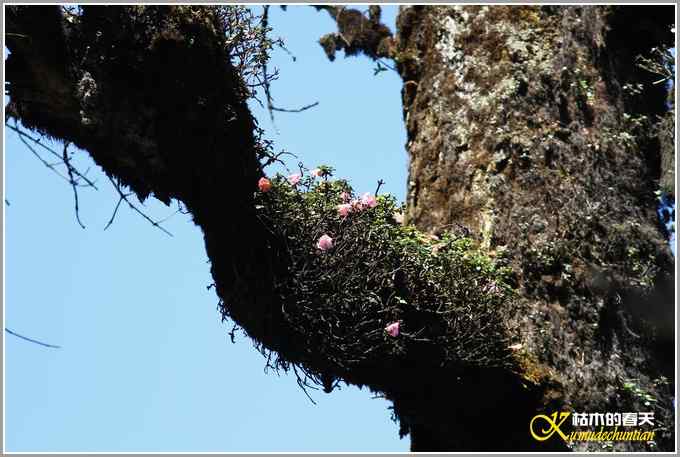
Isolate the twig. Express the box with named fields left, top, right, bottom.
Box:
left=13, top=124, right=73, bottom=184
left=271, top=101, right=320, bottom=113
left=374, top=179, right=385, bottom=196
left=5, top=328, right=61, bottom=349
left=376, top=58, right=397, bottom=73
left=177, top=201, right=191, bottom=215
left=62, top=141, right=86, bottom=229
left=103, top=196, right=125, bottom=231
left=7, top=122, right=99, bottom=190
left=261, top=6, right=276, bottom=125
left=228, top=323, right=239, bottom=344
left=9, top=117, right=177, bottom=236
left=261, top=149, right=296, bottom=169
left=292, top=364, right=318, bottom=405
left=260, top=6, right=319, bottom=126
left=155, top=207, right=183, bottom=225
left=105, top=176, right=173, bottom=237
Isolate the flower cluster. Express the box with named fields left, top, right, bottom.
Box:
left=248, top=165, right=518, bottom=393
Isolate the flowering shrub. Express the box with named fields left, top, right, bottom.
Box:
left=250, top=167, right=518, bottom=392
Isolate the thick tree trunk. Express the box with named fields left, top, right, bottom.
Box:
left=5, top=5, right=675, bottom=452
left=395, top=5, right=674, bottom=451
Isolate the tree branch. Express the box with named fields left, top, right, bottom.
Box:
left=5, top=328, right=61, bottom=349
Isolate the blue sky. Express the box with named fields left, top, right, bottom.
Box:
left=5, top=6, right=410, bottom=452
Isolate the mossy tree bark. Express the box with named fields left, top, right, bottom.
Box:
left=394, top=5, right=674, bottom=451
left=5, top=5, right=675, bottom=452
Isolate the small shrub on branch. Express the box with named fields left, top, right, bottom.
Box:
left=229, top=166, right=520, bottom=394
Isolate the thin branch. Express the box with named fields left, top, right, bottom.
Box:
left=10, top=122, right=178, bottom=235
left=106, top=176, right=173, bottom=237
left=260, top=6, right=319, bottom=126
left=62, top=141, right=86, bottom=229
left=177, top=201, right=191, bottom=215
left=13, top=123, right=74, bottom=184
left=376, top=58, right=398, bottom=74
left=5, top=328, right=61, bottom=349
left=228, top=323, right=240, bottom=344
left=155, top=207, right=183, bottom=225
left=261, top=6, right=276, bottom=125
left=261, top=150, right=296, bottom=169
left=103, top=195, right=125, bottom=231
left=7, top=122, right=99, bottom=190
left=374, top=179, right=385, bottom=196
left=292, top=364, right=318, bottom=405
left=271, top=101, right=320, bottom=113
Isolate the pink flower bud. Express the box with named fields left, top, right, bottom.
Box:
left=484, top=281, right=501, bottom=295
left=360, top=193, right=378, bottom=208
left=340, top=191, right=351, bottom=202
left=288, top=173, right=302, bottom=186
left=311, top=168, right=323, bottom=177
left=385, top=321, right=400, bottom=337
left=337, top=203, right=352, bottom=217
left=316, top=234, right=334, bottom=251
left=258, top=177, right=272, bottom=192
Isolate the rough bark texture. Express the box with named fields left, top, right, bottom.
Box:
left=5, top=5, right=675, bottom=452
left=395, top=5, right=675, bottom=451
left=659, top=111, right=675, bottom=196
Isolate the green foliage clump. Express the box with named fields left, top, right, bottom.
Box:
left=253, top=167, right=518, bottom=390
left=215, top=5, right=282, bottom=100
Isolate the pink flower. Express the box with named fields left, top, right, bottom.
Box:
left=360, top=193, right=378, bottom=208
left=316, top=234, right=334, bottom=251
left=385, top=321, right=400, bottom=337
left=337, top=203, right=352, bottom=217
left=484, top=281, right=501, bottom=295
left=311, top=168, right=323, bottom=177
left=258, top=177, right=272, bottom=192
left=340, top=191, right=351, bottom=203
left=288, top=173, right=302, bottom=186
left=350, top=198, right=363, bottom=211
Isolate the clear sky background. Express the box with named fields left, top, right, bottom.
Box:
left=5, top=6, right=411, bottom=452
